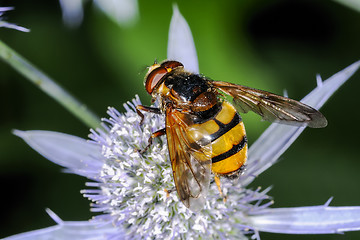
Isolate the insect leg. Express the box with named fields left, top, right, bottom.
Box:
left=214, top=174, right=223, bottom=196
left=136, top=105, right=161, bottom=124
left=139, top=128, right=166, bottom=154
left=214, top=174, right=227, bottom=203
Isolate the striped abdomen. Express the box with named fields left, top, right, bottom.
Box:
left=191, top=101, right=248, bottom=176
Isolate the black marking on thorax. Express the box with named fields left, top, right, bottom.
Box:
left=165, top=72, right=210, bottom=102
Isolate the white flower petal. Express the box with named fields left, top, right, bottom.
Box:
left=249, top=203, right=360, bottom=234
left=3, top=211, right=120, bottom=240
left=0, top=21, right=30, bottom=32
left=302, top=60, right=360, bottom=108
left=94, top=0, right=139, bottom=25
left=94, top=0, right=139, bottom=26
left=59, top=0, right=138, bottom=28
left=0, top=7, right=30, bottom=32
left=0, top=7, right=14, bottom=13
left=13, top=130, right=103, bottom=179
left=334, top=0, right=360, bottom=13
left=59, top=0, right=84, bottom=28
left=243, top=60, right=360, bottom=186
left=167, top=4, right=199, bottom=73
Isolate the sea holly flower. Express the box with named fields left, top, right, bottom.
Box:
left=5, top=5, right=360, bottom=240
left=0, top=7, right=29, bottom=32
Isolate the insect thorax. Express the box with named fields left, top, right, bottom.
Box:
left=157, top=71, right=217, bottom=113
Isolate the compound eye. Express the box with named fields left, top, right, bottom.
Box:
left=161, top=60, right=183, bottom=71
left=145, top=67, right=168, bottom=94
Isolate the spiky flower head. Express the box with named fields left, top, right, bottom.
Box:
left=82, top=95, right=272, bottom=239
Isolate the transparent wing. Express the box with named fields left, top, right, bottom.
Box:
left=212, top=81, right=327, bottom=128
left=165, top=108, right=212, bottom=211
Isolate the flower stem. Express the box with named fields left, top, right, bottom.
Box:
left=0, top=39, right=101, bottom=129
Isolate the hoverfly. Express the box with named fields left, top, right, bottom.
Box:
left=136, top=60, right=327, bottom=211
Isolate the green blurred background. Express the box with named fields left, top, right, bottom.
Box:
left=1, top=0, right=360, bottom=239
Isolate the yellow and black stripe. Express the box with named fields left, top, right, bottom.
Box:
left=210, top=101, right=247, bottom=176
left=188, top=101, right=247, bottom=176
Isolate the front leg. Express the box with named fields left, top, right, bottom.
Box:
left=136, top=105, right=161, bottom=124
left=139, top=128, right=166, bottom=154
left=136, top=105, right=165, bottom=154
